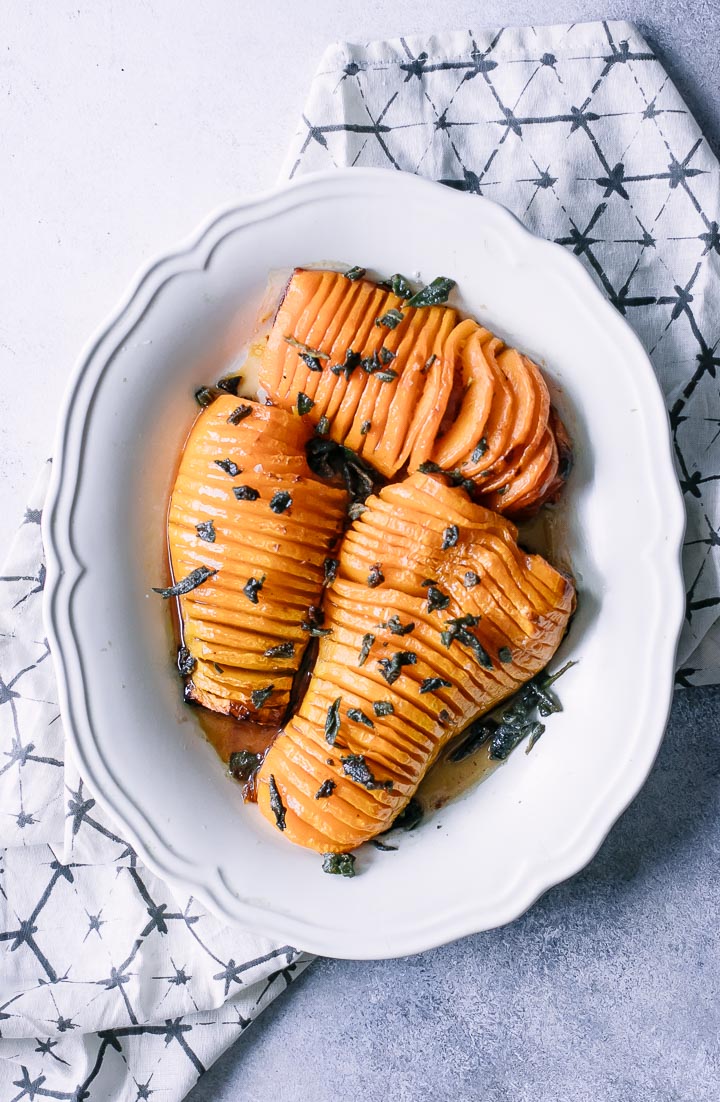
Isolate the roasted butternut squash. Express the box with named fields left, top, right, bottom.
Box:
left=167, top=396, right=348, bottom=722
left=258, top=269, right=570, bottom=517
left=256, top=473, right=574, bottom=850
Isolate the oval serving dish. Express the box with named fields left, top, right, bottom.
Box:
left=43, top=168, right=684, bottom=959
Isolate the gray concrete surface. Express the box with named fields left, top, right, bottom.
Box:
left=186, top=2, right=720, bottom=1099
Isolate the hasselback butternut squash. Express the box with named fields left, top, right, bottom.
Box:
left=256, top=472, right=574, bottom=851
left=258, top=269, right=570, bottom=517
left=167, top=396, right=348, bottom=722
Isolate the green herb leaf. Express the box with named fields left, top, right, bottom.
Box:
left=264, top=641, right=295, bottom=659
left=496, top=486, right=508, bottom=496
left=420, top=578, right=437, bottom=587
left=376, top=369, right=398, bottom=383
left=498, top=646, right=513, bottom=664
left=387, top=797, right=423, bottom=832
left=153, top=566, right=217, bottom=599
left=375, top=308, right=404, bottom=330
left=360, top=420, right=371, bottom=436
left=269, top=490, right=292, bottom=514
left=325, top=697, right=342, bottom=745
left=406, top=276, right=456, bottom=308
left=268, top=774, right=286, bottom=830
left=373, top=700, right=394, bottom=717
left=420, top=677, right=452, bottom=694
left=227, top=404, right=253, bottom=424
left=217, top=375, right=242, bottom=396
left=377, top=651, right=417, bottom=685
left=215, top=458, right=241, bottom=477
left=194, top=386, right=220, bottom=408
left=388, top=273, right=413, bottom=299
left=323, top=558, right=339, bottom=586
left=470, top=437, right=488, bottom=463
left=367, top=563, right=384, bottom=588
left=315, top=779, right=337, bottom=799
left=418, top=460, right=442, bottom=474
left=302, top=352, right=323, bottom=372
left=426, top=586, right=450, bottom=613
left=322, top=852, right=356, bottom=877
left=284, top=335, right=329, bottom=360
left=251, top=684, right=274, bottom=709
left=242, top=575, right=265, bottom=604
left=315, top=415, right=330, bottom=436
left=297, top=392, right=314, bottom=415
left=195, top=520, right=216, bottom=543
left=341, top=754, right=393, bottom=791
left=301, top=622, right=333, bottom=637
left=422, top=353, right=437, bottom=375
left=228, top=750, right=262, bottom=783
left=177, top=646, right=196, bottom=676
left=379, top=347, right=396, bottom=364
left=344, top=266, right=366, bottom=281
left=372, top=839, right=398, bottom=851
left=379, top=615, right=415, bottom=636
left=447, top=718, right=496, bottom=762
left=214, top=662, right=224, bottom=674
left=347, top=707, right=374, bottom=728
left=358, top=633, right=375, bottom=666
left=332, top=348, right=362, bottom=379
left=463, top=571, right=480, bottom=588
left=442, top=524, right=459, bottom=550
left=348, top=502, right=366, bottom=520
left=233, top=485, right=260, bottom=502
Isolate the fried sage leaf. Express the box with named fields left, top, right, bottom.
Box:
left=325, top=697, right=342, bottom=745
left=322, top=852, right=356, bottom=877
left=177, top=646, right=196, bottom=676
left=251, top=684, right=274, bottom=709
left=242, top=575, right=265, bottom=604
left=377, top=651, right=416, bottom=685
left=228, top=750, right=262, bottom=783
left=268, top=774, right=286, bottom=831
left=315, top=779, right=336, bottom=799
left=406, top=276, right=455, bottom=308
left=227, top=404, right=253, bottom=425
left=341, top=754, right=393, bottom=791
left=195, top=520, right=216, bottom=543
left=153, top=566, right=217, bottom=599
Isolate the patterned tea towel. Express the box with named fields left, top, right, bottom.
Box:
left=1, top=18, right=719, bottom=1102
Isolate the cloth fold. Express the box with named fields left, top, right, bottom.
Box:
left=2, top=18, right=719, bottom=1102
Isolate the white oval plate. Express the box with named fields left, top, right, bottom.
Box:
left=43, top=169, right=684, bottom=959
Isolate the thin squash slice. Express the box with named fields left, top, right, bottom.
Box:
left=258, top=269, right=570, bottom=517
left=256, top=472, right=575, bottom=850
left=167, top=396, right=347, bottom=723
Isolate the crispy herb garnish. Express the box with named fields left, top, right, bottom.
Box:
left=360, top=420, right=371, bottom=436
left=177, top=646, right=196, bottom=676
left=322, top=852, right=356, bottom=877
left=325, top=697, right=342, bottom=745
left=305, top=438, right=380, bottom=504
left=470, top=437, right=488, bottom=463
left=496, top=486, right=508, bottom=496
left=440, top=616, right=492, bottom=667
left=194, top=385, right=220, bottom=408
left=264, top=641, right=295, bottom=659
left=388, top=797, right=423, bottom=832
left=386, top=273, right=413, bottom=299
left=345, top=265, right=366, bottom=281
left=426, top=586, right=450, bottom=613
left=242, top=575, right=265, bottom=603
left=347, top=707, right=374, bottom=728
left=420, top=677, right=452, bottom=694
left=301, top=622, right=333, bottom=637
left=420, top=578, right=437, bottom=587
left=195, top=520, right=216, bottom=543
left=376, top=369, right=398, bottom=383
left=348, top=502, right=366, bottom=520
left=447, top=717, right=496, bottom=762
left=268, top=774, right=286, bottom=830
left=442, top=524, right=459, bottom=550
left=332, top=348, right=362, bottom=380
left=215, top=458, right=241, bottom=477
left=284, top=335, right=329, bottom=360
left=498, top=646, right=513, bottom=664
left=305, top=604, right=324, bottom=626
left=358, top=633, right=375, bottom=666
left=214, top=662, right=224, bottom=674
left=227, top=404, right=253, bottom=424
left=418, top=460, right=442, bottom=474
left=153, top=566, right=217, bottom=599
left=302, top=352, right=323, bottom=372
left=323, top=557, right=339, bottom=586
left=406, top=276, right=455, bottom=308
left=379, top=615, right=415, bottom=636
left=228, top=750, right=262, bottom=783
left=379, top=347, right=396, bottom=364
left=269, top=490, right=292, bottom=514
left=422, top=353, right=437, bottom=375
left=463, top=571, right=480, bottom=588
left=375, top=308, right=404, bottom=329
left=373, top=700, right=394, bottom=717
left=233, top=485, right=260, bottom=501
left=367, top=563, right=385, bottom=588
left=341, top=754, right=393, bottom=791
left=377, top=651, right=417, bottom=685
left=251, top=684, right=274, bottom=709
left=297, top=392, right=314, bottom=415
left=438, top=708, right=451, bottom=725
left=315, top=415, right=330, bottom=436
left=372, top=839, right=398, bottom=851
left=217, top=375, right=242, bottom=396
left=315, top=779, right=337, bottom=799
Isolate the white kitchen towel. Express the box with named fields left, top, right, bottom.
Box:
left=1, top=18, right=719, bottom=1102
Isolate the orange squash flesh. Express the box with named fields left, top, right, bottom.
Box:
left=256, top=473, right=575, bottom=851
left=167, top=396, right=347, bottom=722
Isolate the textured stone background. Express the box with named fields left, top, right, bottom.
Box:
left=3, top=2, right=718, bottom=1099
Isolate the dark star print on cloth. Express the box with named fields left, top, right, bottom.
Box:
left=1, top=20, right=719, bottom=1101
